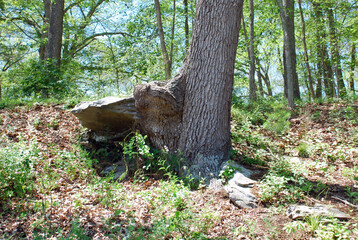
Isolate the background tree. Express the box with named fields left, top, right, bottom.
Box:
left=276, top=0, right=300, bottom=108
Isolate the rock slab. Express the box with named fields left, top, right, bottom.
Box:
left=287, top=205, right=350, bottom=220
left=71, top=96, right=139, bottom=135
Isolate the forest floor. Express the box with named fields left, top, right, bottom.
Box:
left=0, top=100, right=357, bottom=239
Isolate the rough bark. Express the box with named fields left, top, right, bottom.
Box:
left=46, top=0, right=64, bottom=66
left=134, top=0, right=243, bottom=179
left=277, top=0, right=300, bottom=108
left=154, top=0, right=172, bottom=79
left=298, top=0, right=315, bottom=100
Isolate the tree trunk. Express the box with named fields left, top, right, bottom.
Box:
left=170, top=0, right=176, bottom=68
left=184, top=0, right=189, bottom=50
left=350, top=43, right=356, bottom=94
left=249, top=0, right=257, bottom=101
left=298, top=0, right=314, bottom=100
left=277, top=0, right=300, bottom=108
left=39, top=0, right=51, bottom=60
left=282, top=42, right=288, bottom=99
left=257, top=62, right=264, bottom=97
left=154, top=0, right=172, bottom=79
left=46, top=0, right=64, bottom=66
left=327, top=6, right=346, bottom=98
left=134, top=0, right=243, bottom=179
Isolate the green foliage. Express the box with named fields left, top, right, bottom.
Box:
left=0, top=140, right=39, bottom=201
left=219, top=161, right=241, bottom=184
left=296, top=142, right=311, bottom=158
left=19, top=60, right=69, bottom=99
left=284, top=217, right=357, bottom=239
left=263, top=102, right=291, bottom=135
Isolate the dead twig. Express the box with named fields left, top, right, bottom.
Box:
left=332, top=196, right=358, bottom=209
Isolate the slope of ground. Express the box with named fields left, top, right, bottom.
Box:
left=0, top=100, right=357, bottom=239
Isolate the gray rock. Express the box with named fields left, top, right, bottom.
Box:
left=101, top=165, right=127, bottom=181
left=287, top=205, right=350, bottom=220
left=71, top=96, right=139, bottom=135
left=224, top=171, right=257, bottom=209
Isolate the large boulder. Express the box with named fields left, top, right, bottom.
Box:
left=71, top=96, right=139, bottom=138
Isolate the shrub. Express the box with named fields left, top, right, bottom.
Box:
left=0, top=140, right=39, bottom=201
left=263, top=102, right=291, bottom=135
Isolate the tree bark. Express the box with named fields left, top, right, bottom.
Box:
left=249, top=0, right=257, bottom=101
left=277, top=0, right=300, bottom=108
left=154, top=0, right=172, bottom=79
left=298, top=0, right=315, bottom=100
left=46, top=0, right=64, bottom=66
left=134, top=0, right=243, bottom=179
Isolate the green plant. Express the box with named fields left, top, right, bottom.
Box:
left=345, top=187, right=358, bottom=204
left=120, top=132, right=153, bottom=171
left=0, top=141, right=39, bottom=201
left=263, top=102, right=291, bottom=135
left=296, top=142, right=310, bottom=158
left=219, top=161, right=241, bottom=184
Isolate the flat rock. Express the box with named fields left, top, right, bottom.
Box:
left=287, top=204, right=350, bottom=220
left=71, top=96, right=139, bottom=134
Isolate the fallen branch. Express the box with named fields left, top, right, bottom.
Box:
left=332, top=196, right=358, bottom=209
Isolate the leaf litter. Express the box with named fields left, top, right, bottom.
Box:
left=0, top=102, right=357, bottom=239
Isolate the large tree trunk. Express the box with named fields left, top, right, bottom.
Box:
left=46, top=0, right=64, bottom=66
left=134, top=0, right=243, bottom=179
left=277, top=0, right=300, bottom=108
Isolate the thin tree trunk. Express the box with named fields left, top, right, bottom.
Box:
left=282, top=42, right=288, bottom=99
left=315, top=61, right=323, bottom=99
left=170, top=0, right=176, bottom=69
left=0, top=74, right=2, bottom=101
left=257, top=63, right=264, bottom=97
left=298, top=0, right=315, bottom=100
left=262, top=66, right=272, bottom=97
left=350, top=43, right=356, bottom=94
left=242, top=13, right=257, bottom=100
left=154, top=0, right=172, bottom=79
left=277, top=0, right=300, bottom=108
left=327, top=6, right=346, bottom=98
left=249, top=0, right=257, bottom=101
left=39, top=0, right=51, bottom=60
left=313, top=2, right=333, bottom=98
left=184, top=0, right=189, bottom=50
left=46, top=0, right=64, bottom=66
